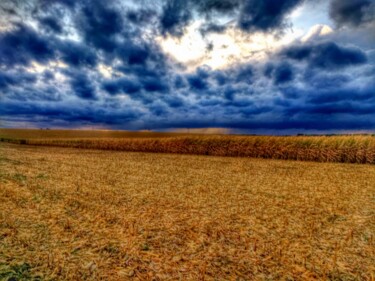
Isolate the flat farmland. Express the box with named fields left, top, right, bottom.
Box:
left=0, top=143, right=374, bottom=280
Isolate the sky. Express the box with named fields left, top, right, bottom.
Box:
left=0, top=0, right=374, bottom=134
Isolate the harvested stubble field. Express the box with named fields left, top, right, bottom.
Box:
left=0, top=142, right=374, bottom=280
left=1, top=129, right=375, bottom=164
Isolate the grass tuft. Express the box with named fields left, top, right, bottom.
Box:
left=0, top=263, right=41, bottom=281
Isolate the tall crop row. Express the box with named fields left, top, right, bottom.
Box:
left=2, top=135, right=374, bottom=164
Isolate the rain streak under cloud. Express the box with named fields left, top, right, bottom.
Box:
left=0, top=0, right=374, bottom=134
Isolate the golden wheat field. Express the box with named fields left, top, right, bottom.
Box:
left=0, top=141, right=374, bottom=280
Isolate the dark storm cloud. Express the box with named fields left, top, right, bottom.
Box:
left=116, top=48, right=169, bottom=78
left=0, top=71, right=37, bottom=90
left=163, top=95, right=185, bottom=108
left=281, top=82, right=375, bottom=103
left=38, top=16, right=63, bottom=33
left=193, top=0, right=241, bottom=14
left=329, top=0, right=375, bottom=27
left=57, top=41, right=98, bottom=67
left=0, top=24, right=54, bottom=67
left=305, top=103, right=375, bottom=115
left=142, top=77, right=170, bottom=93
left=222, top=86, right=237, bottom=100
left=307, top=85, right=375, bottom=104
left=304, top=72, right=350, bottom=89
left=186, top=64, right=255, bottom=90
left=76, top=1, right=124, bottom=52
left=126, top=9, right=157, bottom=25
left=160, top=0, right=305, bottom=37
left=174, top=75, right=188, bottom=89
left=185, top=66, right=210, bottom=91
left=160, top=0, right=239, bottom=36
left=0, top=22, right=99, bottom=69
left=279, top=81, right=375, bottom=128
left=102, top=78, right=141, bottom=96
left=283, top=98, right=375, bottom=117
left=281, top=42, right=368, bottom=70
left=212, top=71, right=228, bottom=86
left=0, top=101, right=142, bottom=126
left=1, top=102, right=68, bottom=117
left=234, top=65, right=254, bottom=84
left=148, top=102, right=170, bottom=117
left=4, top=85, right=63, bottom=102
left=160, top=0, right=191, bottom=37
left=238, top=0, right=303, bottom=32
left=188, top=75, right=209, bottom=91
left=266, top=62, right=295, bottom=84
left=69, top=72, right=97, bottom=100
left=116, top=42, right=151, bottom=66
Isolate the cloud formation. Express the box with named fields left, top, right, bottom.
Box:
left=0, top=0, right=374, bottom=133
left=281, top=41, right=368, bottom=69
left=160, top=0, right=306, bottom=36
left=0, top=24, right=54, bottom=67
left=329, top=0, right=375, bottom=27
left=238, top=0, right=303, bottom=32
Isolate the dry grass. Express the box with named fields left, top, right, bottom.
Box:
left=0, top=143, right=374, bottom=280
left=1, top=129, right=375, bottom=164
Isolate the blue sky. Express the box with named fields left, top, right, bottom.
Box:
left=0, top=0, right=374, bottom=134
